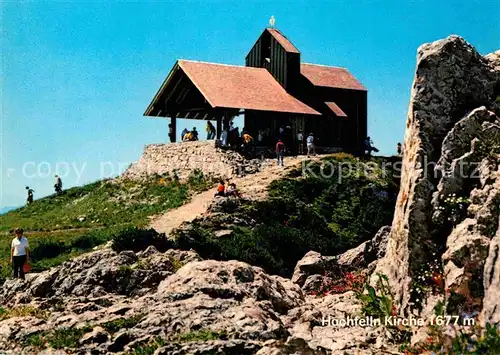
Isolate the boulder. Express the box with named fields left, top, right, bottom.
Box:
left=291, top=226, right=390, bottom=289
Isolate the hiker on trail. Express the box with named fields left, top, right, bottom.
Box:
left=54, top=175, right=63, bottom=195
left=306, top=133, right=316, bottom=157
left=397, top=142, right=403, bottom=156
left=297, top=130, right=304, bottom=155
left=11, top=228, right=29, bottom=280
left=168, top=124, right=174, bottom=142
left=214, top=180, right=225, bottom=197
left=364, top=136, right=379, bottom=156
left=206, top=122, right=216, bottom=140
left=25, top=187, right=34, bottom=205
left=276, top=139, right=286, bottom=166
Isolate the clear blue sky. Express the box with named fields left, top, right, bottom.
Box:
left=1, top=0, right=499, bottom=208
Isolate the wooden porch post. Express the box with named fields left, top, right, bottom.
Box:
left=223, top=111, right=230, bottom=130
left=216, top=115, right=222, bottom=139
left=170, top=114, right=177, bottom=142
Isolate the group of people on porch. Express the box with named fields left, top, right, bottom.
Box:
left=170, top=121, right=380, bottom=164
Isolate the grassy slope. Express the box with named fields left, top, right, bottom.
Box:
left=174, top=154, right=401, bottom=277
left=0, top=171, right=212, bottom=281
left=0, top=156, right=400, bottom=281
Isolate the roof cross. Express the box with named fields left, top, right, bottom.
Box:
left=269, top=15, right=275, bottom=28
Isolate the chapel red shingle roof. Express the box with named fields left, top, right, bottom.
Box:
left=178, top=60, right=320, bottom=115
left=301, top=63, right=366, bottom=91
left=325, top=102, right=347, bottom=117
left=266, top=28, right=300, bottom=54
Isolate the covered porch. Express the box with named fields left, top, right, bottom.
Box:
left=144, top=60, right=320, bottom=145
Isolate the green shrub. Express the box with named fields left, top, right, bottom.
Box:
left=111, top=227, right=174, bottom=253
left=102, top=314, right=144, bottom=333
left=25, top=333, right=45, bottom=348
left=48, top=326, right=91, bottom=349
left=187, top=169, right=215, bottom=192
left=0, top=306, right=49, bottom=320
left=25, top=326, right=91, bottom=349
left=30, top=238, right=67, bottom=261
left=356, top=274, right=395, bottom=319
left=171, top=329, right=228, bottom=342
left=127, top=337, right=166, bottom=355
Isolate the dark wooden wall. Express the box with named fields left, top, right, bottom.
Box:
left=294, top=75, right=367, bottom=153
left=245, top=29, right=367, bottom=153
left=245, top=30, right=300, bottom=92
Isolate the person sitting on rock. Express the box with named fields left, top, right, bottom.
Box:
left=181, top=128, right=189, bottom=140
left=226, top=183, right=240, bottom=198
left=214, top=180, right=225, bottom=197
left=182, top=131, right=193, bottom=142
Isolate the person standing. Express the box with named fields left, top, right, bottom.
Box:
left=54, top=175, right=63, bottom=195
left=276, top=139, right=286, bottom=166
left=191, top=127, right=199, bottom=141
left=242, top=133, right=254, bottom=154
left=206, top=121, right=216, bottom=140
left=397, top=142, right=403, bottom=156
left=168, top=124, right=174, bottom=142
left=25, top=187, right=34, bottom=205
left=297, top=130, right=304, bottom=155
left=11, top=228, right=30, bottom=280
left=306, top=133, right=315, bottom=157
left=364, top=136, right=379, bottom=156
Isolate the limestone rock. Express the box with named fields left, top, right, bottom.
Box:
left=480, top=219, right=500, bottom=325
left=374, top=35, right=499, bottom=311
left=80, top=326, right=109, bottom=345
left=292, top=226, right=390, bottom=289
left=0, top=248, right=199, bottom=306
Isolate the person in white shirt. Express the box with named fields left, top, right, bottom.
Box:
left=306, top=133, right=315, bottom=157
left=11, top=228, right=30, bottom=280
left=297, top=130, right=304, bottom=155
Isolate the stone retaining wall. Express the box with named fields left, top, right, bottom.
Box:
left=122, top=141, right=265, bottom=180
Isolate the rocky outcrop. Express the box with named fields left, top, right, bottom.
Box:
left=292, top=226, right=390, bottom=291
left=0, top=243, right=397, bottom=354
left=374, top=35, right=500, bottom=313
left=481, top=219, right=500, bottom=325
left=0, top=246, right=201, bottom=306
left=122, top=141, right=267, bottom=181
left=0, top=249, right=301, bottom=353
